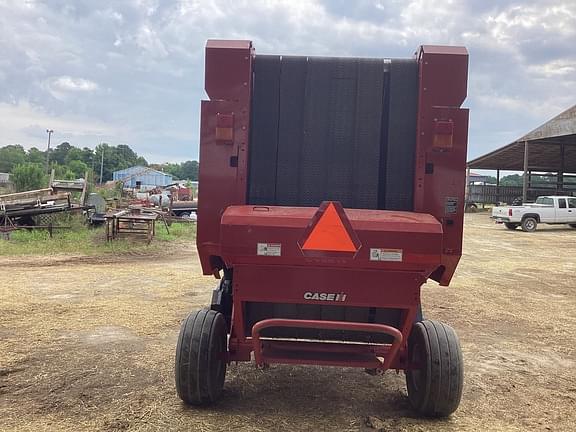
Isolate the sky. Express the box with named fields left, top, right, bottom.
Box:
left=0, top=0, right=574, bottom=164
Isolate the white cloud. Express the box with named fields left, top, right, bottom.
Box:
left=42, top=76, right=99, bottom=101
left=51, top=76, right=99, bottom=92
left=529, top=60, right=576, bottom=78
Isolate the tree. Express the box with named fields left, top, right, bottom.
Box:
left=179, top=160, right=199, bottom=180
left=50, top=142, right=72, bottom=165
left=159, top=163, right=181, bottom=178
left=94, top=143, right=113, bottom=183
left=500, top=174, right=523, bottom=186
left=0, top=145, right=27, bottom=172
left=52, top=163, right=76, bottom=180
left=27, top=147, right=46, bottom=165
left=116, top=144, right=139, bottom=165
left=11, top=163, right=47, bottom=192
left=80, top=147, right=95, bottom=166
left=0, top=142, right=150, bottom=183
left=93, top=143, right=149, bottom=182
left=65, top=147, right=84, bottom=164
left=67, top=160, right=89, bottom=178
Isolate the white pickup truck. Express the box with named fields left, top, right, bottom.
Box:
left=492, top=196, right=576, bottom=232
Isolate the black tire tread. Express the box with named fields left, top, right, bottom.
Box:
left=175, top=309, right=226, bottom=405
left=407, top=319, right=463, bottom=417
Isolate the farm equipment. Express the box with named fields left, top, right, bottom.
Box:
left=176, top=40, right=469, bottom=417
left=0, top=188, right=73, bottom=228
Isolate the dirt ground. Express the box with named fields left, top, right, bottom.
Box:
left=1, top=213, right=575, bottom=431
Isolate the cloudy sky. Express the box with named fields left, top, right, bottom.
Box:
left=0, top=0, right=574, bottom=163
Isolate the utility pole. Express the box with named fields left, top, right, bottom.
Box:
left=99, top=145, right=104, bottom=185
left=45, top=129, right=54, bottom=174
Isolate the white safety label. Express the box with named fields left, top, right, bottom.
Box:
left=370, top=248, right=403, bottom=262
left=257, top=243, right=282, bottom=257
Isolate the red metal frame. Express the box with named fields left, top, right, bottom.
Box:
left=196, top=40, right=469, bottom=372
left=197, top=40, right=254, bottom=275
left=252, top=319, right=403, bottom=370
left=414, top=45, right=469, bottom=286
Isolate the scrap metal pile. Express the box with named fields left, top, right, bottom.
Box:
left=0, top=188, right=72, bottom=228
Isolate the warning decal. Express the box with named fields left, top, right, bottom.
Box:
left=445, top=197, right=458, bottom=215
left=370, top=248, right=403, bottom=262
left=257, top=243, right=282, bottom=257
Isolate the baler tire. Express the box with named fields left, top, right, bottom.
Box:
left=504, top=223, right=518, bottom=230
left=569, top=224, right=576, bottom=229
left=175, top=309, right=227, bottom=405
left=521, top=217, right=537, bottom=232
left=406, top=320, right=463, bottom=417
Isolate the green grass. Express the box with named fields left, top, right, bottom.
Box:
left=0, top=221, right=196, bottom=257
left=156, top=221, right=197, bottom=241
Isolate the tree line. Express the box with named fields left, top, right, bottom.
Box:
left=480, top=173, right=576, bottom=186
left=0, top=143, right=198, bottom=192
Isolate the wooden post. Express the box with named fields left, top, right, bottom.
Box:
left=523, top=140, right=529, bottom=203
left=496, top=169, right=500, bottom=204
left=465, top=167, right=470, bottom=204
left=49, top=169, right=55, bottom=189
left=79, top=170, right=89, bottom=206
left=168, top=194, right=174, bottom=227
left=559, top=143, right=565, bottom=193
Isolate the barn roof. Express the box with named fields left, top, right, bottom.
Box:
left=467, top=104, right=576, bottom=172
left=113, top=166, right=171, bottom=177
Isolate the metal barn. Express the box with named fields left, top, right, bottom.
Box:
left=112, top=166, right=173, bottom=190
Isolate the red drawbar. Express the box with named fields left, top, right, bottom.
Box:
left=251, top=318, right=403, bottom=370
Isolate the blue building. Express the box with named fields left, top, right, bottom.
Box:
left=112, top=166, right=173, bottom=190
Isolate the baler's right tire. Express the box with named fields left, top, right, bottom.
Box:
left=504, top=222, right=518, bottom=230
left=406, top=320, right=463, bottom=417
left=521, top=217, right=538, bottom=232
left=175, top=309, right=227, bottom=405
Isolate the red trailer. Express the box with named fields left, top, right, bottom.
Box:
left=176, top=40, right=469, bottom=417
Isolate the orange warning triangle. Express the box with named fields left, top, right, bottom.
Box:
left=302, top=202, right=357, bottom=252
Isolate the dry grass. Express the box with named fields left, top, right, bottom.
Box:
left=1, top=214, right=575, bottom=431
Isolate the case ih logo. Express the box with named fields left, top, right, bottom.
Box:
left=304, top=292, right=347, bottom=302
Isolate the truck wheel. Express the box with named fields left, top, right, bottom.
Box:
left=406, top=320, right=463, bottom=417
left=175, top=309, right=227, bottom=405
left=504, top=222, right=518, bottom=230
left=521, top=217, right=537, bottom=232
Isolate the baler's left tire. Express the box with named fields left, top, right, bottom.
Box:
left=175, top=309, right=227, bottom=405
left=406, top=320, right=463, bottom=417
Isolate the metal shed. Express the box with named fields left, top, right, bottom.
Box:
left=467, top=104, right=576, bottom=202
left=112, top=166, right=173, bottom=190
